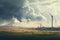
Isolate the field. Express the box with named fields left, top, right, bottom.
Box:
left=0, top=28, right=60, bottom=40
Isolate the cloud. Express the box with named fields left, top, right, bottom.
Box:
left=22, top=0, right=60, bottom=27
left=0, top=0, right=25, bottom=22
left=0, top=0, right=60, bottom=27
left=22, top=0, right=47, bottom=21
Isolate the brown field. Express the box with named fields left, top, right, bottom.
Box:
left=0, top=28, right=60, bottom=32
left=0, top=28, right=60, bottom=35
left=0, top=28, right=39, bottom=32
left=0, top=28, right=60, bottom=40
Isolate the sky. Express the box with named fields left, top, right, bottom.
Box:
left=0, top=0, right=60, bottom=28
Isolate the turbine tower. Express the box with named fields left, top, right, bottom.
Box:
left=51, top=15, right=53, bottom=28
left=40, top=24, right=42, bottom=28
left=49, top=14, right=54, bottom=28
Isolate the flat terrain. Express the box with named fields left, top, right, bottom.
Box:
left=0, top=28, right=60, bottom=40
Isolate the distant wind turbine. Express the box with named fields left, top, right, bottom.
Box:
left=49, top=13, right=54, bottom=28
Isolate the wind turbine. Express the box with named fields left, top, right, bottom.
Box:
left=49, top=14, right=54, bottom=29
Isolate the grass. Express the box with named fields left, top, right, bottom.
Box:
left=0, top=28, right=60, bottom=40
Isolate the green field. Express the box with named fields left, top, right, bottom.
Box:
left=0, top=30, right=60, bottom=40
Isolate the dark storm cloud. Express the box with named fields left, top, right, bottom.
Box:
left=0, top=0, right=24, bottom=22
left=0, top=0, right=45, bottom=23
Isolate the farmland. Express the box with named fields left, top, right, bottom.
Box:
left=0, top=28, right=60, bottom=40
